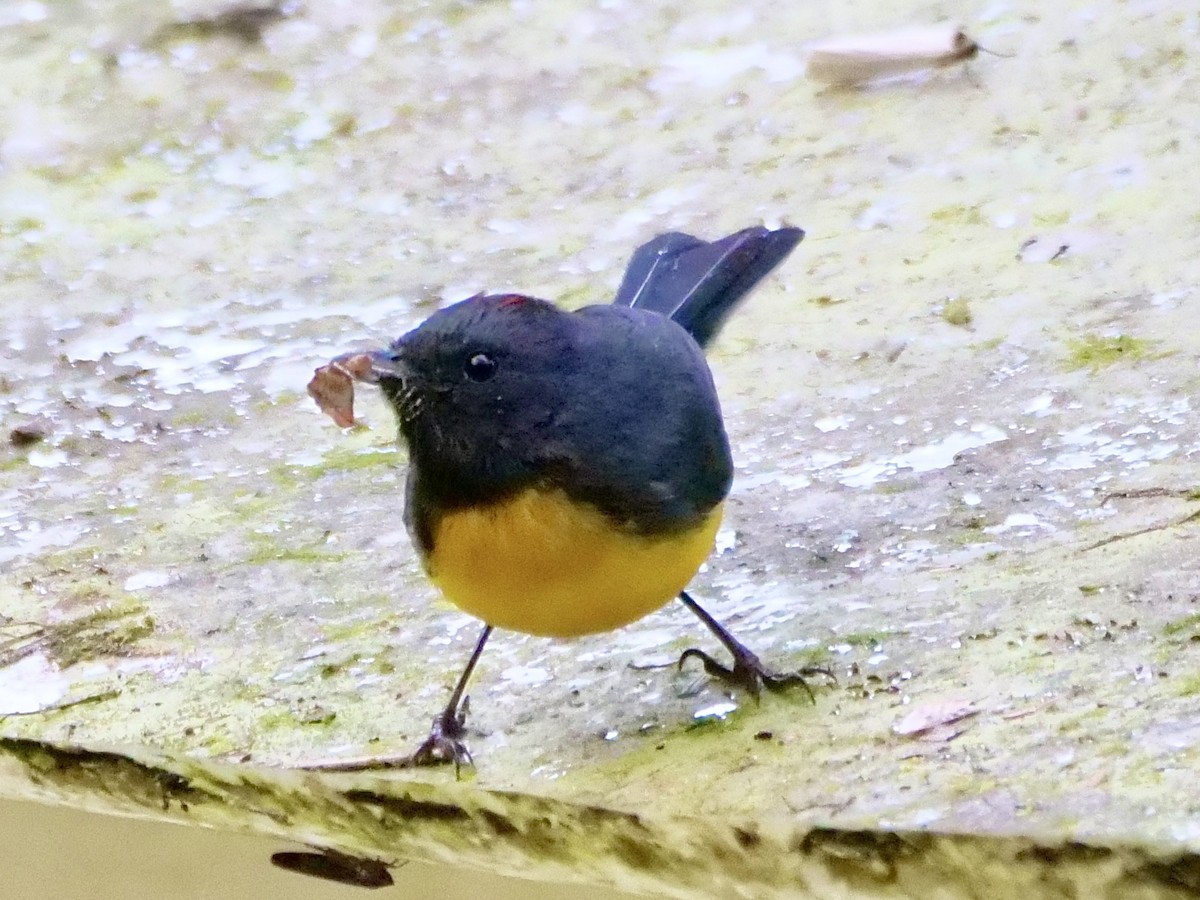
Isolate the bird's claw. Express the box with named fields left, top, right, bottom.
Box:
left=407, top=698, right=473, bottom=773
left=296, top=699, right=473, bottom=775
left=678, top=647, right=834, bottom=703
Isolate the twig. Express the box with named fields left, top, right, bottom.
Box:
left=1099, top=487, right=1200, bottom=507
left=1082, top=509, right=1200, bottom=552
left=0, top=689, right=120, bottom=719
left=0, top=625, right=48, bottom=669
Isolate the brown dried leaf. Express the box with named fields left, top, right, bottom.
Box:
left=893, top=698, right=979, bottom=737
left=307, top=356, right=371, bottom=427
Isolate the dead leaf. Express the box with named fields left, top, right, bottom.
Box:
left=893, top=698, right=980, bottom=737
left=307, top=354, right=374, bottom=427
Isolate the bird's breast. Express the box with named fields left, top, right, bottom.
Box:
left=424, top=488, right=723, bottom=638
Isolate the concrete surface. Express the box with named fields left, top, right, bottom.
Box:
left=3, top=0, right=1200, bottom=896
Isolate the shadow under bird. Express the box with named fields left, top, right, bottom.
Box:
left=307, top=224, right=825, bottom=769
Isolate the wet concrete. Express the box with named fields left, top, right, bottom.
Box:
left=3, top=0, right=1200, bottom=896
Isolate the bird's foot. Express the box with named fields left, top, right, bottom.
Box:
left=678, top=646, right=834, bottom=703
left=297, top=699, right=473, bottom=776
left=407, top=700, right=473, bottom=772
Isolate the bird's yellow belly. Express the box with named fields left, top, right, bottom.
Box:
left=426, top=489, right=722, bottom=638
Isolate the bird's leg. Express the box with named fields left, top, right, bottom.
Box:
left=676, top=591, right=832, bottom=702
left=406, top=624, right=493, bottom=772
left=299, top=624, right=493, bottom=775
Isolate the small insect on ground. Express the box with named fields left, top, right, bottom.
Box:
left=805, top=23, right=1001, bottom=87
left=270, top=849, right=395, bottom=889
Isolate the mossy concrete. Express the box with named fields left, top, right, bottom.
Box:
left=3, top=0, right=1200, bottom=897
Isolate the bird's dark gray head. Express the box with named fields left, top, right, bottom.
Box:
left=371, top=293, right=575, bottom=502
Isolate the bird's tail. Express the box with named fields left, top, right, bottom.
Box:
left=612, top=225, right=804, bottom=349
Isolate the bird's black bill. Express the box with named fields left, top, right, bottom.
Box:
left=613, top=226, right=805, bottom=349
left=363, top=349, right=409, bottom=383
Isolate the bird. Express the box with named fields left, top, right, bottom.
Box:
left=309, top=225, right=823, bottom=770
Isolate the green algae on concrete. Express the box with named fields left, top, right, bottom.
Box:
left=1063, top=334, right=1155, bottom=371
left=0, top=602, right=155, bottom=671
left=940, top=298, right=973, bottom=328
left=5, top=735, right=1200, bottom=900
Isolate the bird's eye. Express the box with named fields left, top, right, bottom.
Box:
left=463, top=352, right=497, bottom=382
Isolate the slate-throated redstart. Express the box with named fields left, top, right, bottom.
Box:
left=308, top=225, right=824, bottom=769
